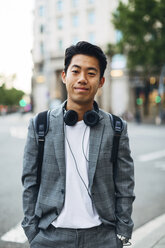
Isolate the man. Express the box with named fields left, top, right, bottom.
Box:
left=22, top=41, right=135, bottom=248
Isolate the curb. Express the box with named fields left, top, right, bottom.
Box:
left=132, top=213, right=165, bottom=248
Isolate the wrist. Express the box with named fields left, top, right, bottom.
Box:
left=117, top=234, right=130, bottom=245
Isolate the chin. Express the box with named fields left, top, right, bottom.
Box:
left=72, top=98, right=92, bottom=105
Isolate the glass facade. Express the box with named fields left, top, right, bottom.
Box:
left=58, top=39, right=63, bottom=50
left=116, top=30, right=122, bottom=43
left=72, top=0, right=79, bottom=8
left=57, top=17, right=63, bottom=30
left=40, top=24, right=44, bottom=33
left=57, top=0, right=63, bottom=11
left=39, top=6, right=45, bottom=17
left=72, top=15, right=79, bottom=27
left=40, top=42, right=44, bottom=55
left=88, top=11, right=95, bottom=24
left=88, top=32, right=95, bottom=44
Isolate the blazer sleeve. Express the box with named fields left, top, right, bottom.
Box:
left=21, top=117, right=39, bottom=243
left=114, top=120, right=135, bottom=239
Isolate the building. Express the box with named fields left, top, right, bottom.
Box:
left=32, top=0, right=131, bottom=115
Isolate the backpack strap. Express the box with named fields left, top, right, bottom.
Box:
left=109, top=114, right=124, bottom=165
left=35, top=110, right=50, bottom=185
left=34, top=110, right=122, bottom=185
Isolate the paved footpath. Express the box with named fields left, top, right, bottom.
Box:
left=132, top=213, right=165, bottom=248
left=153, top=235, right=165, bottom=248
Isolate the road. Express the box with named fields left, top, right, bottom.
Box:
left=0, top=113, right=165, bottom=248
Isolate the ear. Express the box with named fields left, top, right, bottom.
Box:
left=98, top=77, right=105, bottom=88
left=61, top=71, right=66, bottom=84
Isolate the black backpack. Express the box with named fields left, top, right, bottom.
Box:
left=35, top=110, right=123, bottom=185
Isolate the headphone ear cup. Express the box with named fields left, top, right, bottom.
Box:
left=64, top=110, right=78, bottom=126
left=83, top=110, right=99, bottom=127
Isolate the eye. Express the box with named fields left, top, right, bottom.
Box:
left=72, top=70, right=79, bottom=74
left=88, top=72, right=96, bottom=76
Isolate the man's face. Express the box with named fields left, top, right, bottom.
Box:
left=62, top=54, right=105, bottom=107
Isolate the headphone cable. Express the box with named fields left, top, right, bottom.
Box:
left=82, top=125, right=90, bottom=162
left=64, top=124, right=91, bottom=198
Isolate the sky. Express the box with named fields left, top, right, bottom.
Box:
left=0, top=0, right=34, bottom=93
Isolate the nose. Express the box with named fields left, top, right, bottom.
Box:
left=78, top=72, right=87, bottom=84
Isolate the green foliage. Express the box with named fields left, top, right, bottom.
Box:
left=105, top=43, right=117, bottom=59
left=112, top=0, right=165, bottom=74
left=0, top=84, right=25, bottom=106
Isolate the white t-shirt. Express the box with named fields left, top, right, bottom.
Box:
left=52, top=120, right=101, bottom=228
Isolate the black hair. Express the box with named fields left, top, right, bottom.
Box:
left=64, top=41, right=107, bottom=78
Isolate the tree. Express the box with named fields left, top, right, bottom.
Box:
left=112, top=0, right=165, bottom=116
left=112, top=0, right=165, bottom=75
left=106, top=43, right=117, bottom=59
left=0, top=73, right=25, bottom=109
left=0, top=84, right=25, bottom=107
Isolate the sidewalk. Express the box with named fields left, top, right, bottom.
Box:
left=132, top=213, right=165, bottom=248
left=153, top=235, right=165, bottom=248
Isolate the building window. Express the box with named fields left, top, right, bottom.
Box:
left=88, top=0, right=95, bottom=3
left=58, top=39, right=63, bottom=50
left=72, top=0, right=79, bottom=8
left=116, top=30, right=122, bottom=43
left=40, top=42, right=44, bottom=55
left=39, top=6, right=45, bottom=17
left=40, top=24, right=44, bottom=33
left=57, top=17, right=63, bottom=30
left=72, top=15, right=79, bottom=27
left=88, top=32, right=95, bottom=44
left=57, top=0, right=63, bottom=11
left=88, top=10, right=95, bottom=25
left=38, top=63, right=44, bottom=72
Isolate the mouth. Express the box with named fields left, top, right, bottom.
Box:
left=74, top=87, right=89, bottom=92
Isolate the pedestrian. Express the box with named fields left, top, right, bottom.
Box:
left=22, top=41, right=135, bottom=248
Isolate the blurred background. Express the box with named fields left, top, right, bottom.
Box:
left=0, top=0, right=165, bottom=247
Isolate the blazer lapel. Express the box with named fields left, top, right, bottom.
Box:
left=88, top=115, right=105, bottom=190
left=51, top=107, right=66, bottom=180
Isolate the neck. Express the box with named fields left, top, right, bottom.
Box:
left=66, top=100, right=94, bottom=121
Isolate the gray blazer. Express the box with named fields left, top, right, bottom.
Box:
left=22, top=103, right=135, bottom=243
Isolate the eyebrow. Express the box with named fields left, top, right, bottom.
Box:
left=71, top=65, right=98, bottom=72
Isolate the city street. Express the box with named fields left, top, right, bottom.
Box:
left=0, top=113, right=165, bottom=248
